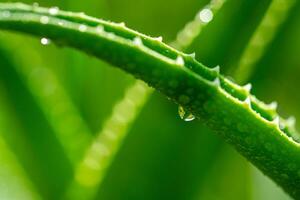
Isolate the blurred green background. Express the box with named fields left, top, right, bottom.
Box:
left=0, top=0, right=299, bottom=199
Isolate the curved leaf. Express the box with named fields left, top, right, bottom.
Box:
left=0, top=3, right=299, bottom=198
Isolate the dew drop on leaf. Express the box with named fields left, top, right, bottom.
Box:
left=40, top=37, right=51, bottom=45
left=49, top=7, right=59, bottom=15
left=40, top=16, right=49, bottom=24
left=78, top=24, right=87, bottom=32
left=178, top=106, right=195, bottom=122
left=199, top=8, right=213, bottom=23
left=1, top=11, right=11, bottom=18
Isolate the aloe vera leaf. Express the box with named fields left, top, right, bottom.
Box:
left=0, top=3, right=300, bottom=198
left=233, top=0, right=296, bottom=83
left=0, top=34, right=93, bottom=164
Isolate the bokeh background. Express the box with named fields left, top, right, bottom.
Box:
left=0, top=0, right=300, bottom=199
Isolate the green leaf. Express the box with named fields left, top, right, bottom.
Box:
left=0, top=3, right=300, bottom=198
left=0, top=86, right=41, bottom=200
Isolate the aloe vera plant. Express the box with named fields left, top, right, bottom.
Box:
left=0, top=2, right=299, bottom=199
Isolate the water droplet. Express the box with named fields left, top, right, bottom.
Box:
left=40, top=16, right=49, bottom=24
left=40, top=38, right=51, bottom=45
left=245, top=136, right=252, bottom=144
left=133, top=37, right=143, bottom=45
left=178, top=106, right=195, bottom=122
left=265, top=143, right=273, bottom=151
left=79, top=24, right=87, bottom=32
left=175, top=56, right=184, bottom=66
left=49, top=7, right=59, bottom=15
left=288, top=163, right=296, bottom=170
left=281, top=174, right=288, bottom=179
left=237, top=123, right=247, bottom=132
left=168, top=80, right=178, bottom=88
left=199, top=8, right=213, bottom=23
left=1, top=11, right=11, bottom=18
left=224, top=117, right=231, bottom=125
